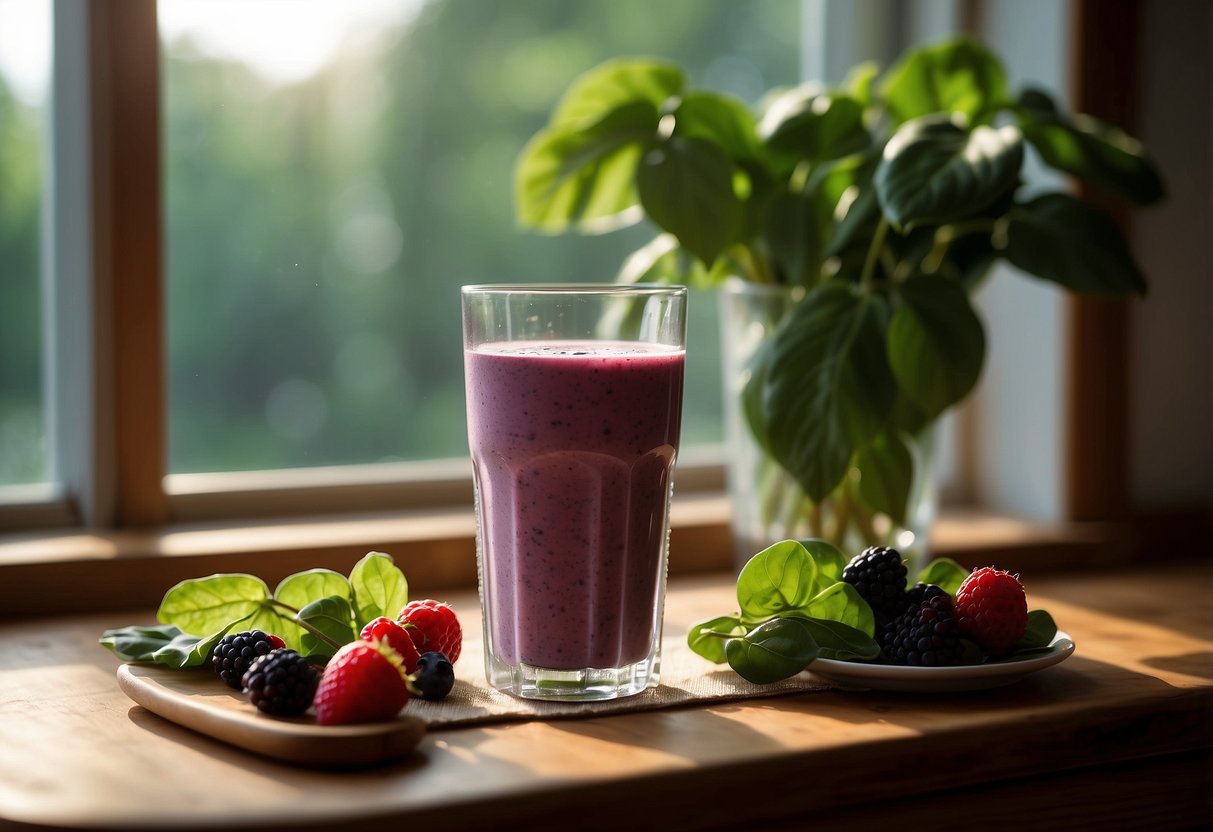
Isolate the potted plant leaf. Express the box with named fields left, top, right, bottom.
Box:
left=512, top=37, right=1164, bottom=565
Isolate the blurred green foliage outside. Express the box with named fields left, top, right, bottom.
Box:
left=0, top=0, right=801, bottom=484
left=0, top=67, right=43, bottom=485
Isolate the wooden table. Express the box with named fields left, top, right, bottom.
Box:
left=2, top=563, right=1210, bottom=831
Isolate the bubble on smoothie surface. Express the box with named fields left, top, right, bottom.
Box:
left=476, top=341, right=681, bottom=358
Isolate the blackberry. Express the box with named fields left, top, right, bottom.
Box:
left=880, top=585, right=964, bottom=667
left=211, top=629, right=282, bottom=689
left=410, top=652, right=455, bottom=701
left=841, top=546, right=909, bottom=620
left=242, top=649, right=319, bottom=716
left=903, top=581, right=934, bottom=608
left=878, top=583, right=942, bottom=654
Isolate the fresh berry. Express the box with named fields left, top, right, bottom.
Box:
left=409, top=652, right=455, bottom=701
left=313, top=639, right=410, bottom=725
left=397, top=600, right=462, bottom=664
left=360, top=616, right=422, bottom=673
left=903, top=582, right=933, bottom=607
left=880, top=584, right=964, bottom=667
left=876, top=586, right=937, bottom=657
left=954, top=567, right=1029, bottom=655
left=211, top=629, right=286, bottom=689
left=241, top=648, right=319, bottom=716
left=841, top=546, right=909, bottom=620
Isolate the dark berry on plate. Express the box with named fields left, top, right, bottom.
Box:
left=880, top=584, right=965, bottom=667
left=210, top=629, right=286, bottom=689
left=242, top=649, right=319, bottom=717
left=903, top=582, right=933, bottom=608
left=410, top=651, right=455, bottom=701
left=841, top=546, right=909, bottom=620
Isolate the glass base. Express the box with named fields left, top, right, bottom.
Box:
left=485, top=652, right=660, bottom=701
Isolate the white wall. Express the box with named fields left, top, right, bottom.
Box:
left=967, top=0, right=1070, bottom=520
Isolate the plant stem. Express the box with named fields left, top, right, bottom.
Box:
left=859, top=217, right=890, bottom=293
left=267, top=598, right=344, bottom=651
left=787, top=493, right=814, bottom=538
left=807, top=500, right=823, bottom=537
left=829, top=486, right=852, bottom=547
left=778, top=479, right=805, bottom=537
left=847, top=479, right=881, bottom=547
left=735, top=244, right=775, bottom=285
left=922, top=217, right=999, bottom=274
left=759, top=460, right=786, bottom=530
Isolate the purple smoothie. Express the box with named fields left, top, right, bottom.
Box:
left=465, top=340, right=685, bottom=670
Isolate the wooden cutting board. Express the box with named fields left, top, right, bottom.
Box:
left=117, top=664, right=426, bottom=767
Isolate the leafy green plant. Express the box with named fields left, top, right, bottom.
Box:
left=99, top=552, right=409, bottom=668
left=515, top=37, right=1163, bottom=531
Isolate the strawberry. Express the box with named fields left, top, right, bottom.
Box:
left=954, top=567, right=1028, bottom=656
left=313, top=639, right=410, bottom=725
left=397, top=600, right=462, bottom=664
left=359, top=616, right=422, bottom=673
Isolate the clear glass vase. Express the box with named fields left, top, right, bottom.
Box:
left=717, top=277, right=939, bottom=570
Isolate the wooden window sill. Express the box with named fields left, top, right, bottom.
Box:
left=1, top=562, right=1210, bottom=830
left=3, top=496, right=1200, bottom=618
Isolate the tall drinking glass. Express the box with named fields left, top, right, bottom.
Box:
left=462, top=284, right=687, bottom=700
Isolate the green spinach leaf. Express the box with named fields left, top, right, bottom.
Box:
left=725, top=617, right=820, bottom=684
left=349, top=551, right=408, bottom=629
left=297, top=596, right=358, bottom=659
left=686, top=613, right=748, bottom=664
left=876, top=115, right=1023, bottom=230
left=760, top=281, right=896, bottom=501
left=736, top=540, right=821, bottom=620
left=914, top=557, right=970, bottom=595
left=157, top=574, right=271, bottom=638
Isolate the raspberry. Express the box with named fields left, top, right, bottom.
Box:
left=211, top=629, right=286, bottom=689
left=880, top=585, right=964, bottom=666
left=241, top=649, right=319, bottom=716
left=410, top=652, right=455, bottom=701
left=841, top=546, right=909, bottom=620
left=314, top=640, right=410, bottom=725
left=954, top=567, right=1028, bottom=655
left=397, top=600, right=462, bottom=664
left=360, top=616, right=422, bottom=673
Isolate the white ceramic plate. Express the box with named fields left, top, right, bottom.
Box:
left=807, top=631, right=1076, bottom=693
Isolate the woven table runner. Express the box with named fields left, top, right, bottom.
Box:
left=403, top=628, right=833, bottom=727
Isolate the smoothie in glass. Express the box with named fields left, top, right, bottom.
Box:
left=462, top=283, right=687, bottom=701
left=465, top=341, right=684, bottom=672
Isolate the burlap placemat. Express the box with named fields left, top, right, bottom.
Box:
left=404, top=629, right=833, bottom=727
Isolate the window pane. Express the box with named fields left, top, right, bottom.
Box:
left=0, top=0, right=50, bottom=487
left=161, top=0, right=800, bottom=474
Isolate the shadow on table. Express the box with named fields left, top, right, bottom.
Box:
left=542, top=701, right=795, bottom=759
left=124, top=704, right=431, bottom=776
left=1140, top=650, right=1213, bottom=681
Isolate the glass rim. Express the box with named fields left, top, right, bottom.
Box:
left=461, top=282, right=687, bottom=297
